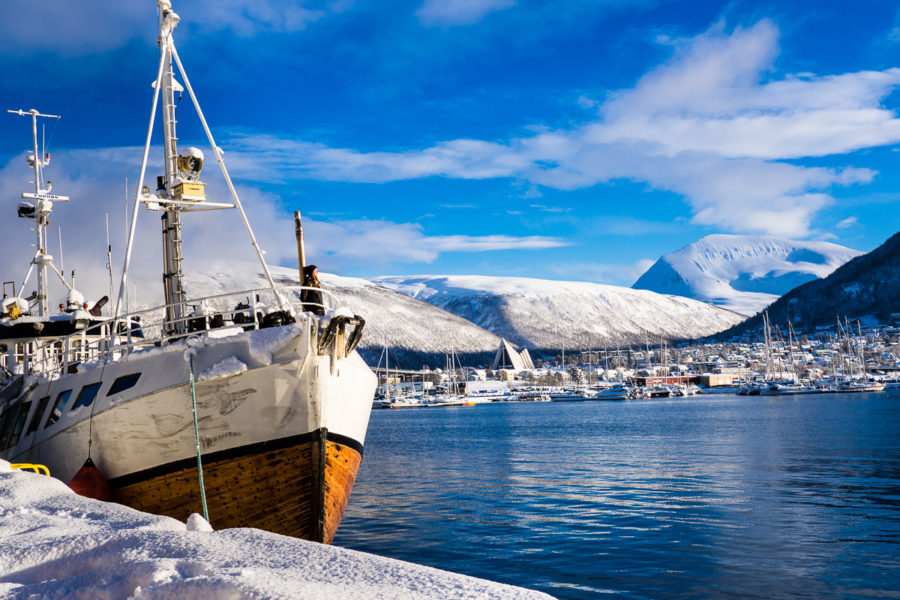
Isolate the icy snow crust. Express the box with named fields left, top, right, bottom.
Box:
left=198, top=356, right=248, bottom=381
left=0, top=462, right=552, bottom=599
left=632, top=234, right=862, bottom=316
left=372, top=274, right=745, bottom=349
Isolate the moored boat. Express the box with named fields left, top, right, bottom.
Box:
left=0, top=2, right=376, bottom=544
left=594, top=383, right=631, bottom=400
left=760, top=380, right=831, bottom=395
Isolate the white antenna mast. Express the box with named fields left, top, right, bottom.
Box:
left=7, top=108, right=69, bottom=317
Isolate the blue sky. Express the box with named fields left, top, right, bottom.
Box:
left=1, top=0, right=899, bottom=291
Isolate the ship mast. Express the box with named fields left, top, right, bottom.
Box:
left=158, top=6, right=187, bottom=333
left=7, top=108, right=69, bottom=317
left=114, top=0, right=284, bottom=334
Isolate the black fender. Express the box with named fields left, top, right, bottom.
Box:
left=345, top=315, right=365, bottom=354
left=316, top=314, right=366, bottom=356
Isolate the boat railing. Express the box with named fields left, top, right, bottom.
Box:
left=22, top=285, right=340, bottom=380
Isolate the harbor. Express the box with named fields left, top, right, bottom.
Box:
left=370, top=319, right=900, bottom=407
left=1, top=1, right=899, bottom=598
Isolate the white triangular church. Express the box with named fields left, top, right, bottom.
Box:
left=492, top=339, right=534, bottom=371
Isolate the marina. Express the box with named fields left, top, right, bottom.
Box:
left=369, top=320, right=900, bottom=408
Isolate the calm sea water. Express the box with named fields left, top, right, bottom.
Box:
left=333, top=391, right=900, bottom=599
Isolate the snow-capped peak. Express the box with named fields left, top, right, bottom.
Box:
left=632, top=234, right=862, bottom=315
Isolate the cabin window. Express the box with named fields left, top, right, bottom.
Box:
left=25, top=396, right=51, bottom=436
left=6, top=399, right=32, bottom=449
left=107, top=373, right=141, bottom=397
left=0, top=406, right=18, bottom=448
left=45, top=390, right=73, bottom=428
left=71, top=383, right=102, bottom=411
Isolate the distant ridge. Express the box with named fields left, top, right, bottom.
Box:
left=181, top=263, right=745, bottom=368
left=183, top=263, right=502, bottom=369
left=632, top=234, right=861, bottom=315
left=372, top=274, right=745, bottom=350
left=715, top=230, right=900, bottom=336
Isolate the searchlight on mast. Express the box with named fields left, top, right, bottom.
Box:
left=114, top=0, right=282, bottom=335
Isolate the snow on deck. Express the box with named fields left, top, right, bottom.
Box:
left=0, top=462, right=553, bottom=599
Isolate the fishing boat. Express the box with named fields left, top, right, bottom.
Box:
left=0, top=1, right=375, bottom=544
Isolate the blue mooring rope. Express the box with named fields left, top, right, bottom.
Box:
left=188, top=354, right=210, bottom=522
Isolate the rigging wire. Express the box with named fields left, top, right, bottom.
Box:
left=188, top=354, right=210, bottom=522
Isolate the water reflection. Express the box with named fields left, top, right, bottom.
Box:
left=335, top=392, right=900, bottom=599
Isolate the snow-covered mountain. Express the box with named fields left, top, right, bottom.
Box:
left=182, top=262, right=503, bottom=367
left=718, top=230, right=900, bottom=336
left=371, top=275, right=745, bottom=350
left=632, top=234, right=862, bottom=315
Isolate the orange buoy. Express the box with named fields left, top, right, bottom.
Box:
left=68, top=457, right=110, bottom=501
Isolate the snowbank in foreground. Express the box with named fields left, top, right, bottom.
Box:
left=0, top=462, right=552, bottom=599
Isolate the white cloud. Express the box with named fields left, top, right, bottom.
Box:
left=416, top=0, right=516, bottom=27
left=191, top=0, right=328, bottom=37
left=426, top=234, right=566, bottom=252
left=303, top=222, right=566, bottom=266
left=217, top=19, right=900, bottom=238
left=223, top=134, right=530, bottom=183
left=0, top=1, right=336, bottom=56
left=631, top=258, right=657, bottom=283
left=836, top=216, right=858, bottom=229
left=591, top=217, right=678, bottom=237
left=528, top=203, right=571, bottom=213
left=552, top=258, right=657, bottom=287
left=576, top=95, right=600, bottom=110
left=598, top=20, right=900, bottom=159
left=0, top=2, right=152, bottom=56
left=0, top=146, right=563, bottom=300
left=12, top=17, right=893, bottom=249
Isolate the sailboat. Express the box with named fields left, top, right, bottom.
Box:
left=0, top=1, right=376, bottom=544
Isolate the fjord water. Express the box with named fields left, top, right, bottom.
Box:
left=334, top=391, right=900, bottom=599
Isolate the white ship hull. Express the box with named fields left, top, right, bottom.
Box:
left=2, top=315, right=376, bottom=542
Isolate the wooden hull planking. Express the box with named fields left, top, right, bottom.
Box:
left=108, top=430, right=361, bottom=543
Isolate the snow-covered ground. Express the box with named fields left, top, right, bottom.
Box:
left=0, top=461, right=552, bottom=599
left=632, top=234, right=861, bottom=315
